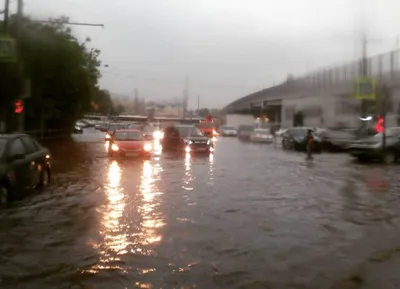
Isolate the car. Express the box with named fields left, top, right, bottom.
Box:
left=349, top=127, right=400, bottom=164
left=237, top=125, right=254, bottom=141
left=73, top=125, right=83, bottom=134
left=250, top=128, right=273, bottom=143
left=104, top=123, right=129, bottom=141
left=219, top=125, right=237, bottom=137
left=197, top=121, right=218, bottom=138
left=75, top=120, right=90, bottom=128
left=317, top=129, right=356, bottom=152
left=161, top=124, right=213, bottom=154
left=107, top=129, right=153, bottom=158
left=281, top=127, right=322, bottom=152
left=0, top=134, right=51, bottom=204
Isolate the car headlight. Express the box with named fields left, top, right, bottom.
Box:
left=184, top=139, right=193, bottom=144
left=185, top=146, right=191, bottom=153
left=111, top=144, right=119, bottom=151
left=207, top=139, right=211, bottom=145
left=105, top=134, right=111, bottom=139
left=144, top=143, right=153, bottom=151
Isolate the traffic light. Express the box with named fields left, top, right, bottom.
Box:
left=375, top=115, right=384, bottom=133
left=14, top=99, right=24, bottom=114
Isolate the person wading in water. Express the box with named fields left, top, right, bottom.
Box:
left=306, top=129, right=314, bottom=159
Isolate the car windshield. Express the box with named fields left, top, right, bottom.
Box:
left=238, top=125, right=254, bottom=131
left=177, top=126, right=205, bottom=137
left=255, top=129, right=270, bottom=135
left=291, top=129, right=307, bottom=137
left=115, top=131, right=143, bottom=141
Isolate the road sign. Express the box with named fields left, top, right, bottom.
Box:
left=354, top=77, right=376, bottom=100
left=0, top=36, right=17, bottom=63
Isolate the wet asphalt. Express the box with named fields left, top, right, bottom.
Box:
left=1, top=129, right=400, bottom=289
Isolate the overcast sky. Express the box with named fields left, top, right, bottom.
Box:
left=19, top=0, right=400, bottom=108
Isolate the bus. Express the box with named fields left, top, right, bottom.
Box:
left=84, top=114, right=108, bottom=122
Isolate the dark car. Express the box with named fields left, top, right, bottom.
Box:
left=317, top=129, right=356, bottom=151
left=281, top=127, right=322, bottom=152
left=349, top=127, right=400, bottom=164
left=105, top=123, right=129, bottom=141
left=237, top=125, right=254, bottom=141
left=0, top=134, right=51, bottom=204
left=161, top=124, right=213, bottom=154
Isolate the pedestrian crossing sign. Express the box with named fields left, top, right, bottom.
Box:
left=0, top=36, right=17, bottom=63
left=353, top=77, right=376, bottom=100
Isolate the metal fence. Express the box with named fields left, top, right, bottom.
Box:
left=226, top=49, right=400, bottom=111
left=292, top=49, right=400, bottom=89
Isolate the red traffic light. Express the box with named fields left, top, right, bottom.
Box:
left=15, top=99, right=24, bottom=114
left=375, top=115, right=384, bottom=133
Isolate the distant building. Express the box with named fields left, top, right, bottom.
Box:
left=146, top=101, right=182, bottom=117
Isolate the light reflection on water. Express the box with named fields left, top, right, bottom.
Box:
left=138, top=160, right=165, bottom=245
left=208, top=153, right=214, bottom=185
left=89, top=160, right=128, bottom=273
left=182, top=153, right=194, bottom=191
left=89, top=158, right=166, bottom=276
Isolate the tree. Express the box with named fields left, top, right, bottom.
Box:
left=90, top=89, right=114, bottom=115
left=0, top=16, right=102, bottom=133
left=197, top=108, right=210, bottom=117
left=115, top=104, right=125, bottom=114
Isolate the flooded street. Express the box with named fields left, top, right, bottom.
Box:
left=2, top=131, right=400, bottom=289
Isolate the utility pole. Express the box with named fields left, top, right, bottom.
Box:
left=197, top=95, right=200, bottom=112
left=183, top=74, right=189, bottom=118
left=360, top=34, right=369, bottom=118
left=3, top=0, right=10, bottom=33
left=16, top=0, right=26, bottom=132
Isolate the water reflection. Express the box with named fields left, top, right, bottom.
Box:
left=138, top=160, right=164, bottom=245
left=153, top=138, right=162, bottom=156
left=182, top=153, right=194, bottom=191
left=208, top=153, right=214, bottom=185
left=91, top=160, right=128, bottom=273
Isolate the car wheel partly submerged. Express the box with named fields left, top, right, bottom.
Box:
left=39, top=167, right=51, bottom=188
left=383, top=150, right=396, bottom=164
left=0, top=184, right=10, bottom=205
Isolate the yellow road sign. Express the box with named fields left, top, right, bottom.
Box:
left=353, top=77, right=376, bottom=100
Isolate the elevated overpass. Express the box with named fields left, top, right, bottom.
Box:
left=224, top=49, right=400, bottom=128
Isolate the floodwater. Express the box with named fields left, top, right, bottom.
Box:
left=1, top=130, right=400, bottom=289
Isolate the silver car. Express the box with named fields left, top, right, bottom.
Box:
left=250, top=128, right=273, bottom=143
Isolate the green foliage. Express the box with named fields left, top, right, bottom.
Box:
left=90, top=89, right=114, bottom=115
left=197, top=108, right=210, bottom=117
left=0, top=16, right=105, bottom=133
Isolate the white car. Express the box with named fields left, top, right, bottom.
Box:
left=250, top=128, right=273, bottom=143
left=220, top=126, right=238, bottom=137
